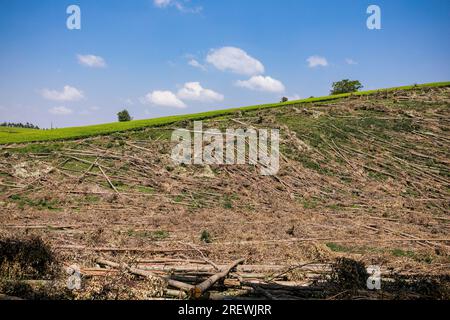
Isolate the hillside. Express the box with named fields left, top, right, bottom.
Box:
left=0, top=84, right=449, bottom=300
left=0, top=82, right=448, bottom=145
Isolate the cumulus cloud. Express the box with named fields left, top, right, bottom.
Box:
left=49, top=106, right=73, bottom=115
left=143, top=90, right=186, bottom=109
left=188, top=59, right=206, bottom=71
left=177, top=82, right=224, bottom=102
left=153, top=0, right=202, bottom=13
left=235, top=76, right=285, bottom=93
left=206, top=47, right=265, bottom=76
left=287, top=94, right=301, bottom=101
left=307, top=55, right=328, bottom=68
left=77, top=54, right=107, bottom=68
left=40, top=85, right=84, bottom=102
left=345, top=58, right=358, bottom=65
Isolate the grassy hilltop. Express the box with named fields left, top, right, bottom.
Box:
left=1, top=82, right=448, bottom=145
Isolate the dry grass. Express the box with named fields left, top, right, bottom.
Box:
left=0, top=86, right=449, bottom=299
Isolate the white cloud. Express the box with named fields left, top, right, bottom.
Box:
left=188, top=59, right=206, bottom=71
left=345, top=58, right=358, bottom=65
left=143, top=90, right=186, bottom=109
left=236, top=76, right=285, bottom=93
left=77, top=54, right=107, bottom=68
left=287, top=94, right=301, bottom=101
left=206, top=47, right=265, bottom=76
left=49, top=106, right=73, bottom=115
left=177, top=82, right=224, bottom=102
left=153, top=0, right=202, bottom=13
left=79, top=106, right=100, bottom=116
left=307, top=55, right=328, bottom=68
left=154, top=0, right=172, bottom=7
left=40, top=85, right=84, bottom=102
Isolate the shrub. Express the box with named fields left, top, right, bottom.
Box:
left=0, top=236, right=58, bottom=280
left=328, top=258, right=368, bottom=291
left=200, top=230, right=212, bottom=243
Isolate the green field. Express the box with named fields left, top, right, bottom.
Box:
left=0, top=81, right=448, bottom=145
left=0, top=127, right=40, bottom=134
left=0, top=127, right=41, bottom=141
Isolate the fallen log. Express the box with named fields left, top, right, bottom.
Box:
left=164, top=289, right=188, bottom=299
left=137, top=258, right=208, bottom=265
left=138, top=262, right=328, bottom=271
left=57, top=245, right=208, bottom=254
left=98, top=165, right=120, bottom=194
left=192, top=258, right=245, bottom=299
left=212, top=237, right=450, bottom=246
left=80, top=267, right=119, bottom=277
left=136, top=264, right=293, bottom=273
left=3, top=224, right=76, bottom=230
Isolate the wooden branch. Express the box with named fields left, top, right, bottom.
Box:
left=3, top=224, right=75, bottom=230
left=56, top=245, right=209, bottom=254
left=78, top=157, right=99, bottom=182
left=192, top=258, right=245, bottom=298
left=133, top=263, right=328, bottom=276
left=212, top=238, right=450, bottom=246
left=137, top=258, right=209, bottom=265
left=125, top=142, right=153, bottom=153
left=178, top=241, right=220, bottom=271
left=98, top=165, right=120, bottom=194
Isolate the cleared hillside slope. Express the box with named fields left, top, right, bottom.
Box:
left=0, top=85, right=449, bottom=299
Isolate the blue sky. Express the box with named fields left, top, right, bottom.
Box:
left=0, top=0, right=449, bottom=128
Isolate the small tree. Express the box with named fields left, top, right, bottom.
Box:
left=117, top=110, right=132, bottom=122
left=281, top=97, right=289, bottom=103
left=331, top=79, right=363, bottom=95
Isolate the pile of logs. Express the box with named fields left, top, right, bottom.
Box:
left=82, top=258, right=330, bottom=300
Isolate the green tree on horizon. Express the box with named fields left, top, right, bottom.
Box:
left=117, top=110, right=132, bottom=122
left=331, top=79, right=363, bottom=95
